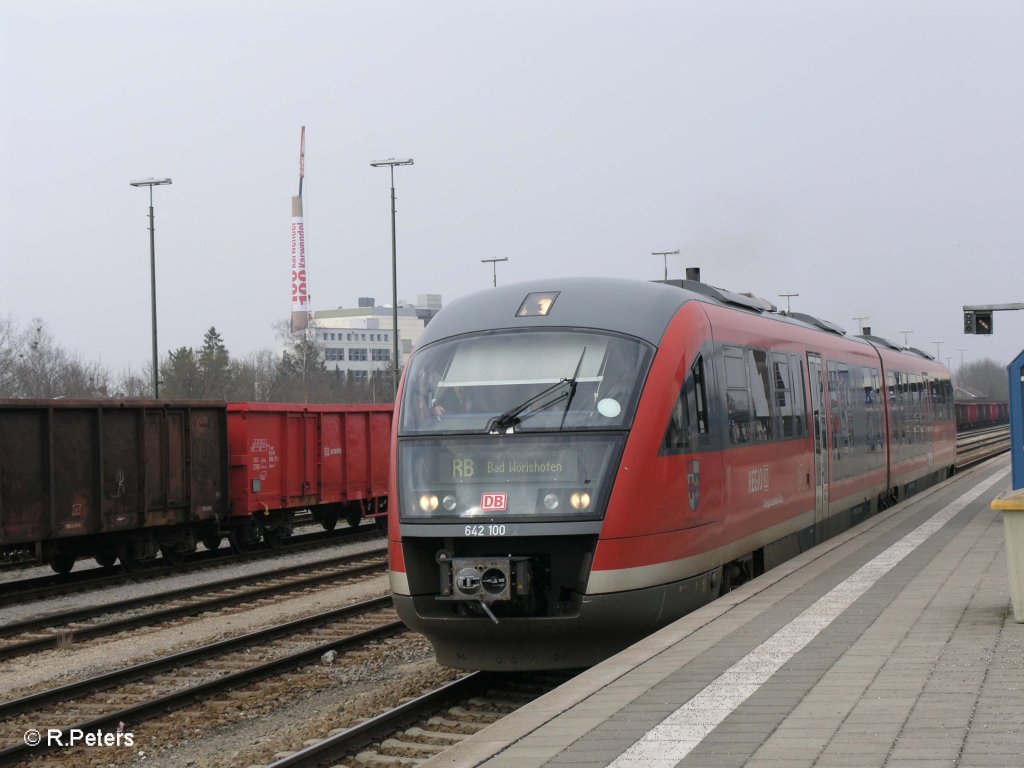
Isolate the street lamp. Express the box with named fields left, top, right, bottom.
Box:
left=778, top=293, right=799, bottom=314
left=370, top=158, right=414, bottom=397
left=652, top=250, right=680, bottom=281
left=129, top=177, right=172, bottom=398
left=899, top=329, right=913, bottom=348
left=481, top=257, right=508, bottom=287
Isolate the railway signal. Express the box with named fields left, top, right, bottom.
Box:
left=963, top=309, right=993, bottom=335
left=963, top=303, right=1022, bottom=335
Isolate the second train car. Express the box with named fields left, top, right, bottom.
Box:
left=387, top=277, right=956, bottom=670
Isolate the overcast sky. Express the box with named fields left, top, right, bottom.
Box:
left=2, top=0, right=1022, bottom=376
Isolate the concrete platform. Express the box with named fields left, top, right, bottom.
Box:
left=423, top=455, right=1023, bottom=767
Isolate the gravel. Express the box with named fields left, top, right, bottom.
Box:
left=3, top=533, right=462, bottom=768
left=2, top=536, right=385, bottom=625
left=0, top=537, right=388, bottom=696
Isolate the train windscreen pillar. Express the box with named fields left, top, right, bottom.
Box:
left=1011, top=348, right=1024, bottom=490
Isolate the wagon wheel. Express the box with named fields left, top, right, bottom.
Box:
left=50, top=552, right=76, bottom=575
left=319, top=511, right=338, bottom=532
left=264, top=527, right=292, bottom=548
left=264, top=515, right=294, bottom=548
left=229, top=526, right=259, bottom=554
left=345, top=507, right=362, bottom=529
left=94, top=550, right=118, bottom=569
left=160, top=544, right=187, bottom=566
left=201, top=532, right=223, bottom=551
left=119, top=546, right=152, bottom=573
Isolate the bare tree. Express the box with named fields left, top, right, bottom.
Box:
left=114, top=366, right=150, bottom=398
left=954, top=358, right=1009, bottom=400
left=228, top=350, right=281, bottom=402
left=0, top=315, right=19, bottom=396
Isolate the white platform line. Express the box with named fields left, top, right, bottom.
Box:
left=608, top=468, right=1009, bottom=768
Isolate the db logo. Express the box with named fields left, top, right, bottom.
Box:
left=481, top=492, right=508, bottom=511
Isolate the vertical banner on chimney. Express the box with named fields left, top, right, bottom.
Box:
left=290, top=194, right=308, bottom=332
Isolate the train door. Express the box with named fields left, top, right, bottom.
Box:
left=285, top=413, right=319, bottom=500
left=807, top=353, right=830, bottom=544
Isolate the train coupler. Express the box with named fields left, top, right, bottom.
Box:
left=435, top=551, right=533, bottom=604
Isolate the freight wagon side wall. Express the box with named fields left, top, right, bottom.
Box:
left=0, top=406, right=50, bottom=546
left=1, top=401, right=227, bottom=549
left=226, top=403, right=393, bottom=517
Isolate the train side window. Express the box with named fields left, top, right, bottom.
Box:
left=772, top=353, right=794, bottom=438
left=724, top=346, right=751, bottom=444
left=748, top=349, right=774, bottom=441
left=661, top=354, right=709, bottom=454
left=866, top=367, right=884, bottom=456
left=790, top=354, right=807, bottom=437
left=691, top=354, right=709, bottom=437
left=827, top=362, right=851, bottom=474
left=888, top=372, right=900, bottom=447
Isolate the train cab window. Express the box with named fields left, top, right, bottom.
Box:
left=399, top=330, right=654, bottom=434
left=724, top=346, right=751, bottom=443
left=662, top=354, right=709, bottom=454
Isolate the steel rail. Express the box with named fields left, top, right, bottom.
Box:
left=0, top=525, right=382, bottom=607
left=0, top=550, right=387, bottom=660
left=0, top=601, right=402, bottom=766
left=266, top=671, right=495, bottom=768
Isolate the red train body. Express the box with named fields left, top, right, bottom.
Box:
left=0, top=400, right=392, bottom=571
left=388, top=278, right=957, bottom=670
left=226, top=403, right=392, bottom=550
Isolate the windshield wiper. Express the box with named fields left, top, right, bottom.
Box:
left=488, top=380, right=572, bottom=432
left=488, top=348, right=587, bottom=433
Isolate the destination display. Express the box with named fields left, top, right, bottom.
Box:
left=398, top=435, right=624, bottom=520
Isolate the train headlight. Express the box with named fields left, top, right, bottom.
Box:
left=570, top=491, right=592, bottom=510
left=543, top=493, right=560, bottom=510
left=419, top=494, right=440, bottom=512
left=442, top=494, right=457, bottom=512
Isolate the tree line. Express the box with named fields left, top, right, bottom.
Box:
left=0, top=314, right=1014, bottom=404
left=0, top=317, right=395, bottom=403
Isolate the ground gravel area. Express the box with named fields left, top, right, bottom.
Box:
left=5, top=532, right=463, bottom=768
left=2, top=535, right=384, bottom=624
left=0, top=536, right=387, bottom=696
left=26, top=633, right=457, bottom=768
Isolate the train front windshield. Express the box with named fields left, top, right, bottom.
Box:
left=397, top=330, right=653, bottom=521
left=400, top=330, right=652, bottom=434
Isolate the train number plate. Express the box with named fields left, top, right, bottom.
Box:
left=464, top=524, right=508, bottom=536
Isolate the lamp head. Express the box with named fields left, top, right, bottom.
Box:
left=370, top=158, right=414, bottom=167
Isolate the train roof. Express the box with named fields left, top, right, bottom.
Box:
left=416, top=278, right=945, bottom=372
left=417, top=277, right=697, bottom=346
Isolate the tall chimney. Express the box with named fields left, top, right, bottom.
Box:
left=290, top=127, right=310, bottom=332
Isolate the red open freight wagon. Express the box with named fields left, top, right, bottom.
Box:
left=226, top=402, right=393, bottom=549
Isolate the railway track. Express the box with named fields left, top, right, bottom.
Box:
left=0, top=597, right=403, bottom=766
left=0, top=523, right=382, bottom=607
left=955, top=425, right=1010, bottom=468
left=0, top=546, right=388, bottom=661
left=265, top=671, right=576, bottom=767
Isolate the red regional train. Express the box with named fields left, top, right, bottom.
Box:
left=0, top=401, right=391, bottom=573
left=387, top=277, right=957, bottom=670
